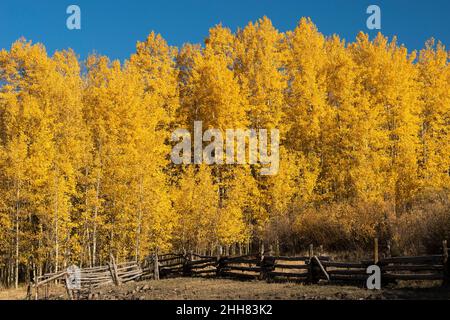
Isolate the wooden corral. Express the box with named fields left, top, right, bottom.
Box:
left=28, top=240, right=450, bottom=300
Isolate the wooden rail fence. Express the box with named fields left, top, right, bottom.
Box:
left=28, top=240, right=450, bottom=300
left=27, top=255, right=144, bottom=300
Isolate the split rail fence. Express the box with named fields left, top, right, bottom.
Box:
left=28, top=239, right=450, bottom=300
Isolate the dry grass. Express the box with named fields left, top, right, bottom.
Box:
left=0, top=286, right=28, bottom=300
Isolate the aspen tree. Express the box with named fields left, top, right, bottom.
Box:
left=47, top=50, right=86, bottom=271
left=417, top=40, right=450, bottom=191
left=284, top=18, right=330, bottom=201
left=235, top=16, right=287, bottom=130
left=129, top=32, right=179, bottom=128
left=322, top=35, right=382, bottom=201
left=350, top=33, right=421, bottom=210
left=173, top=165, right=218, bottom=251
left=0, top=40, right=55, bottom=285
left=129, top=33, right=179, bottom=255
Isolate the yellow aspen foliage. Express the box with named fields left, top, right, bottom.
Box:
left=234, top=16, right=287, bottom=130
left=417, top=40, right=450, bottom=191
left=232, top=17, right=293, bottom=240
left=350, top=33, right=422, bottom=210
left=283, top=18, right=332, bottom=201
left=215, top=166, right=258, bottom=244
left=128, top=33, right=180, bottom=255
left=266, top=148, right=317, bottom=217
left=129, top=32, right=179, bottom=127
left=172, top=165, right=219, bottom=251
left=204, top=24, right=236, bottom=66
left=83, top=55, right=175, bottom=262
left=48, top=50, right=86, bottom=271
left=284, top=18, right=328, bottom=152
left=0, top=40, right=86, bottom=283
left=180, top=41, right=249, bottom=130
left=175, top=26, right=258, bottom=246
left=321, top=35, right=385, bottom=202
left=176, top=43, right=203, bottom=127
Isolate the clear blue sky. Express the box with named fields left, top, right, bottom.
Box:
left=1, top=0, right=449, bottom=61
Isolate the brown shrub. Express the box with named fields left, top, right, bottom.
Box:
left=292, top=201, right=393, bottom=252
left=261, top=190, right=449, bottom=256
left=392, top=190, right=450, bottom=255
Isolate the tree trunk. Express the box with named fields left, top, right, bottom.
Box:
left=135, top=180, right=143, bottom=262
left=92, top=175, right=100, bottom=266
left=14, top=184, right=20, bottom=289
left=54, top=177, right=60, bottom=274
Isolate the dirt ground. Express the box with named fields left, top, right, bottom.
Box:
left=3, top=278, right=449, bottom=300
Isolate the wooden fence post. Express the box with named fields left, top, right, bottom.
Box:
left=64, top=273, right=74, bottom=300
left=374, top=238, right=379, bottom=264
left=217, top=245, right=223, bottom=260
left=443, top=240, right=449, bottom=287
left=189, top=250, right=194, bottom=275
left=259, top=247, right=265, bottom=281
left=261, top=255, right=275, bottom=282
left=153, top=252, right=160, bottom=280
left=216, top=245, right=224, bottom=277
left=308, top=259, right=316, bottom=284
left=183, top=251, right=192, bottom=277
left=268, top=245, right=274, bottom=256
left=386, top=240, right=392, bottom=258
left=34, top=278, right=39, bottom=300
left=309, top=244, right=314, bottom=258
left=109, top=254, right=121, bottom=286
left=443, top=240, right=448, bottom=262
left=45, top=282, right=49, bottom=300
left=308, top=244, right=315, bottom=283
left=26, top=283, right=32, bottom=300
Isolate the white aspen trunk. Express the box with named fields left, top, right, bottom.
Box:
left=92, top=175, right=100, bottom=266
left=38, top=225, right=43, bottom=278
left=14, top=185, right=20, bottom=289
left=135, top=180, right=143, bottom=262
left=15, top=217, right=19, bottom=289
left=83, top=166, right=91, bottom=268
left=54, top=177, right=59, bottom=274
